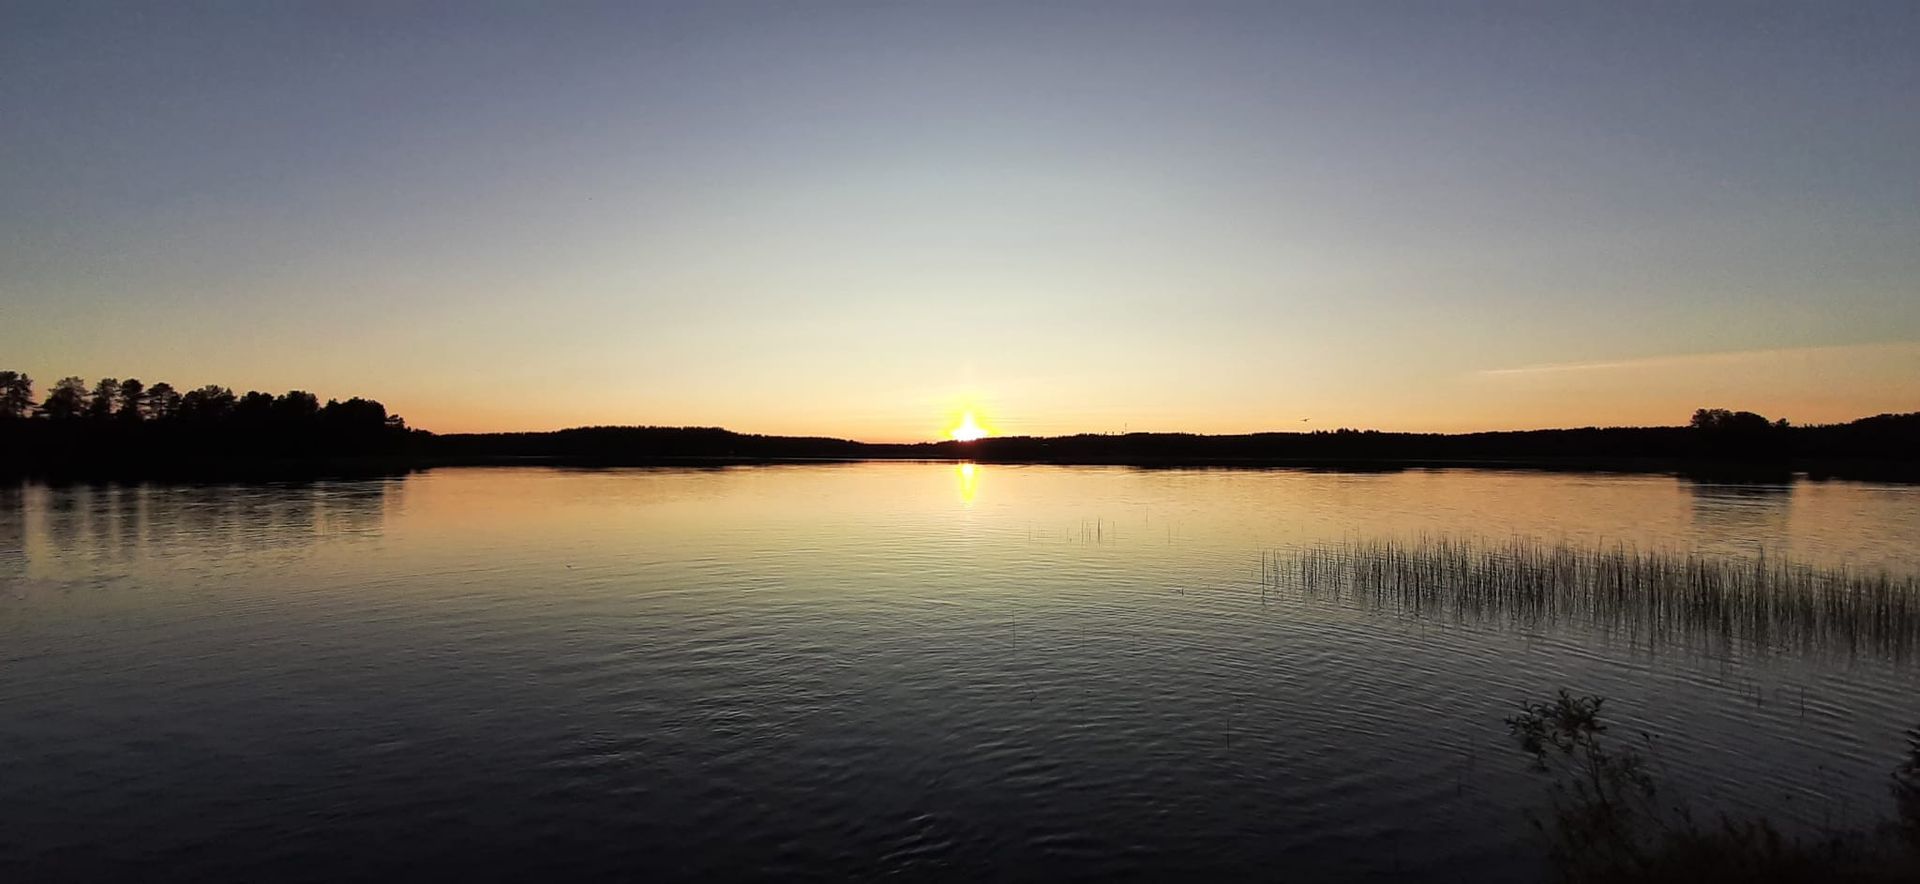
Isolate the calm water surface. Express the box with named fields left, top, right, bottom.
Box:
left=4, top=464, right=1918, bottom=881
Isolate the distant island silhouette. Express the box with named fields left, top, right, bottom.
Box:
left=2, top=371, right=1915, bottom=481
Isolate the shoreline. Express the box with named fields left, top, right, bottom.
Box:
left=5, top=453, right=1915, bottom=484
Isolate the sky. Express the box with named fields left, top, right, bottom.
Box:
left=3, top=1, right=1916, bottom=440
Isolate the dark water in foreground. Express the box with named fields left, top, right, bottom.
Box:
left=3, top=465, right=1918, bottom=881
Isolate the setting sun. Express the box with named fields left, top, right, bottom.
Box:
left=949, top=412, right=989, bottom=442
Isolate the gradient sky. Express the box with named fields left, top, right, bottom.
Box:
left=4, top=1, right=1916, bottom=440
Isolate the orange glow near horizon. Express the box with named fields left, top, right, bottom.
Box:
left=949, top=412, right=989, bottom=442
left=140, top=341, right=1912, bottom=440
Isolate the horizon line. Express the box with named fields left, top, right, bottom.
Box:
left=436, top=410, right=1915, bottom=446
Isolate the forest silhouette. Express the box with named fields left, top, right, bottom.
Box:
left=0, top=371, right=413, bottom=478
left=2, top=370, right=1915, bottom=481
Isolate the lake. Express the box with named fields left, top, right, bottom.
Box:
left=4, top=464, right=1918, bottom=881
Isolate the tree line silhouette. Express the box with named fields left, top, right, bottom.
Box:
left=0, top=371, right=415, bottom=478
left=431, top=407, right=1919, bottom=480
left=3, top=368, right=1915, bottom=480
left=2, top=372, right=403, bottom=428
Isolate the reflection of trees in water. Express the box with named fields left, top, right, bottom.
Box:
left=1684, top=479, right=1794, bottom=552
left=1262, top=536, right=1919, bottom=660
left=36, top=483, right=92, bottom=570
left=29, top=479, right=395, bottom=562
left=316, top=479, right=399, bottom=539
left=111, top=484, right=141, bottom=558
left=0, top=485, right=25, bottom=584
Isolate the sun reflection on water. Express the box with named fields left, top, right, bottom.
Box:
left=956, top=462, right=980, bottom=505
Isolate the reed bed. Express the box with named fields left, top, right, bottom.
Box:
left=1261, top=536, right=1920, bottom=660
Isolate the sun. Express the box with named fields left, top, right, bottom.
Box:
left=949, top=412, right=988, bottom=442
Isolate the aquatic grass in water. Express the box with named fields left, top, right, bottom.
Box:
left=1505, top=691, right=1920, bottom=882
left=1261, top=537, right=1920, bottom=659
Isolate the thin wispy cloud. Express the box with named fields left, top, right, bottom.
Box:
left=1477, top=342, right=1920, bottom=377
